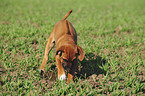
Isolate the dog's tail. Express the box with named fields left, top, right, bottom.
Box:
left=62, top=10, right=72, bottom=20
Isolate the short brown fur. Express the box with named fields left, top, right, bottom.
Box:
left=40, top=10, right=85, bottom=83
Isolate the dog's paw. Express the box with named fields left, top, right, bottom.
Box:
left=59, top=74, right=66, bottom=81
left=40, top=69, right=44, bottom=75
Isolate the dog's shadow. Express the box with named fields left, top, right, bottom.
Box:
left=47, top=53, right=106, bottom=80
left=76, top=53, right=106, bottom=79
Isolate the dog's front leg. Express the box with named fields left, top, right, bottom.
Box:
left=55, top=55, right=66, bottom=81
left=40, top=36, right=54, bottom=74
left=67, top=59, right=78, bottom=83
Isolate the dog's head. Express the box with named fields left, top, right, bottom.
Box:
left=55, top=45, right=85, bottom=71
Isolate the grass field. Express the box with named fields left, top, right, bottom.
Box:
left=0, top=0, right=145, bottom=95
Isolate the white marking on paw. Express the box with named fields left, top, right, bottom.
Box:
left=59, top=74, right=66, bottom=81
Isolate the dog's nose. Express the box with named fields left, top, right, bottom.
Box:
left=63, top=64, right=69, bottom=69
left=62, top=63, right=67, bottom=69
left=62, top=62, right=71, bottom=70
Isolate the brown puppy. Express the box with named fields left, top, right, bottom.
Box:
left=40, top=10, right=85, bottom=83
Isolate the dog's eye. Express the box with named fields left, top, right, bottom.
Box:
left=63, top=58, right=68, bottom=62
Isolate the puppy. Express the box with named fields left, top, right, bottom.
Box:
left=40, top=10, right=85, bottom=83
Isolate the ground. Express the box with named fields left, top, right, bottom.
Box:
left=0, top=0, right=145, bottom=95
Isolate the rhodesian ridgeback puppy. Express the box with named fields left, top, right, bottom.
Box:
left=40, top=10, right=85, bottom=83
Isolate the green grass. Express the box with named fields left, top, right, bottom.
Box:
left=0, top=0, right=145, bottom=95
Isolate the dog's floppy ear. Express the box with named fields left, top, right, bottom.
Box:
left=54, top=46, right=65, bottom=57
left=76, top=45, right=85, bottom=61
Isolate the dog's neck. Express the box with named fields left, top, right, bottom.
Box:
left=56, top=34, right=77, bottom=49
left=56, top=34, right=77, bottom=44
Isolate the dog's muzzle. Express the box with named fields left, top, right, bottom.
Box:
left=62, top=62, right=72, bottom=71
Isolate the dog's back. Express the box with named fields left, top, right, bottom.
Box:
left=54, top=10, right=77, bottom=43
